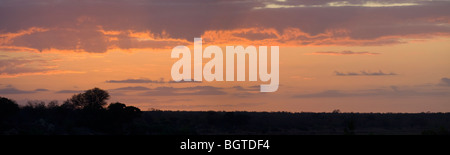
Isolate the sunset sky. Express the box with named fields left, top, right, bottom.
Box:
left=1, top=0, right=449, bottom=112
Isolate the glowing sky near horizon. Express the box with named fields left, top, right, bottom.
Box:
left=1, top=0, right=450, bottom=112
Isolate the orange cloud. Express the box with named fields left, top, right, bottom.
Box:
left=0, top=27, right=49, bottom=45
left=0, top=70, right=84, bottom=78
left=0, top=0, right=448, bottom=54
left=2, top=25, right=449, bottom=54
left=199, top=27, right=444, bottom=47
left=0, top=46, right=40, bottom=53
left=0, top=55, right=84, bottom=78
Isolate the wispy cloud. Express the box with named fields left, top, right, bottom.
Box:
left=112, top=86, right=151, bottom=91
left=439, top=77, right=450, bottom=87
left=0, top=55, right=83, bottom=78
left=335, top=70, right=397, bottom=76
left=309, top=51, right=380, bottom=55
left=106, top=78, right=201, bottom=84
left=106, top=78, right=164, bottom=84
left=0, top=87, right=34, bottom=94
left=0, top=85, right=48, bottom=94
left=155, top=102, right=267, bottom=109
left=34, top=88, right=49, bottom=92
left=255, top=1, right=420, bottom=9
left=232, top=85, right=260, bottom=92
left=140, top=86, right=226, bottom=96
left=167, top=80, right=202, bottom=83
left=294, top=86, right=449, bottom=98
left=55, top=90, right=84, bottom=94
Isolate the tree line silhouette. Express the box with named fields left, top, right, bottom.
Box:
left=1, top=87, right=450, bottom=135
left=0, top=88, right=142, bottom=134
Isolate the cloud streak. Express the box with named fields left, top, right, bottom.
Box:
left=309, top=51, right=379, bottom=55
left=112, top=86, right=151, bottom=91
left=106, top=78, right=164, bottom=84
left=335, top=70, right=397, bottom=76
left=439, top=77, right=450, bottom=87
left=106, top=78, right=201, bottom=84
left=0, top=87, right=34, bottom=94
left=0, top=55, right=82, bottom=77
left=55, top=90, right=84, bottom=94
left=140, top=86, right=227, bottom=96
left=294, top=87, right=449, bottom=98
left=0, top=85, right=48, bottom=94
left=255, top=1, right=420, bottom=9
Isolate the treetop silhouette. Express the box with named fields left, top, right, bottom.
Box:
left=63, top=87, right=110, bottom=110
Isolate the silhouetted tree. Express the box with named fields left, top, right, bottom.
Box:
left=108, top=102, right=127, bottom=112
left=332, top=109, right=341, bottom=113
left=108, top=102, right=142, bottom=120
left=105, top=102, right=143, bottom=134
left=124, top=106, right=142, bottom=117
left=63, top=88, right=110, bottom=110
left=25, top=100, right=46, bottom=109
left=84, top=88, right=110, bottom=109
left=47, top=100, right=59, bottom=109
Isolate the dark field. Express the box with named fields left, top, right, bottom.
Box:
left=140, top=111, right=450, bottom=135
left=2, top=89, right=449, bottom=135
left=2, top=108, right=450, bottom=135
